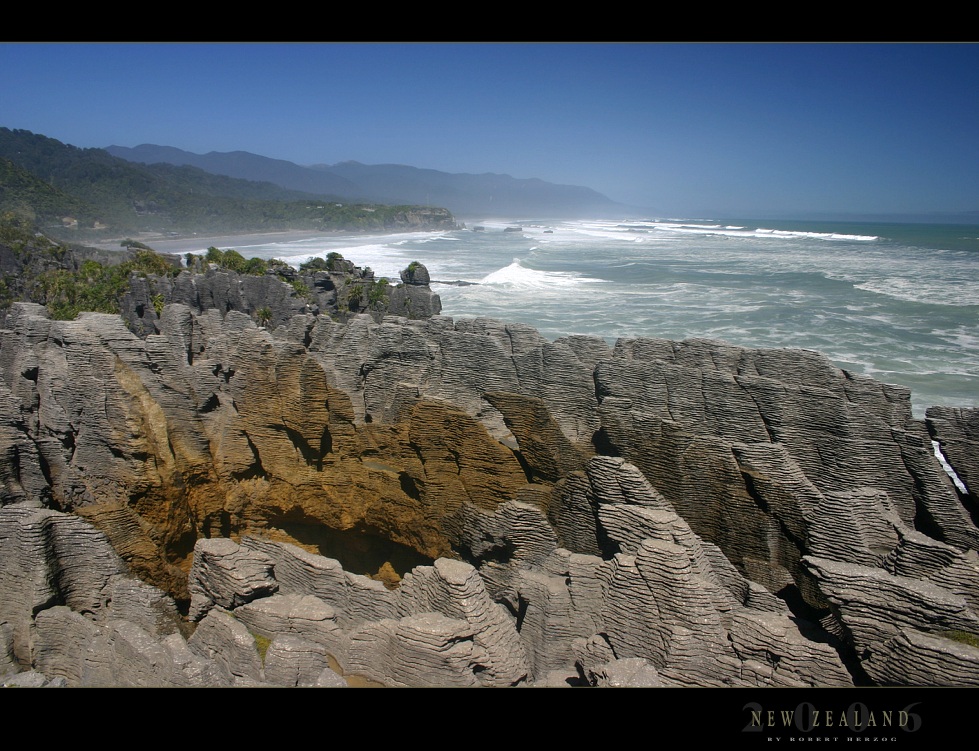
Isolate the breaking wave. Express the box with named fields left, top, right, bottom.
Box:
left=479, top=259, right=606, bottom=289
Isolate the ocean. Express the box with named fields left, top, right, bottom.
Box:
left=202, top=217, right=979, bottom=419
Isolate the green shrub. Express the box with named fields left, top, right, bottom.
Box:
left=243, top=257, right=268, bottom=275
left=367, top=277, right=390, bottom=304
left=40, top=247, right=177, bottom=320
left=299, top=257, right=329, bottom=273
left=253, top=632, right=272, bottom=663
left=290, top=279, right=310, bottom=298
left=220, top=249, right=247, bottom=273
left=266, top=258, right=291, bottom=273
left=41, top=262, right=127, bottom=320
left=131, top=249, right=178, bottom=277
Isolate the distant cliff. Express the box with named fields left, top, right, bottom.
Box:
left=106, top=144, right=630, bottom=219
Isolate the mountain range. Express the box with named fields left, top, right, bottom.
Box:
left=105, top=143, right=631, bottom=219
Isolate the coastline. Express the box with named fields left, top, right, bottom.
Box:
left=87, top=229, right=338, bottom=255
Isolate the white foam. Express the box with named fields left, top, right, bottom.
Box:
left=393, top=231, right=454, bottom=245
left=479, top=259, right=605, bottom=289
left=762, top=228, right=879, bottom=242
left=558, top=218, right=879, bottom=244
left=276, top=242, right=411, bottom=279
left=937, top=329, right=979, bottom=350
left=855, top=278, right=979, bottom=307
left=933, top=440, right=969, bottom=494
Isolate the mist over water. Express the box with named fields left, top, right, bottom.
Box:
left=223, top=218, right=979, bottom=419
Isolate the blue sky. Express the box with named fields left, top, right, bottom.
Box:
left=1, top=42, right=977, bottom=219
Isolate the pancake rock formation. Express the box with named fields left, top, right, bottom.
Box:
left=0, top=261, right=977, bottom=687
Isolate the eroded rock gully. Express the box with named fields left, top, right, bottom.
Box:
left=1, top=298, right=977, bottom=687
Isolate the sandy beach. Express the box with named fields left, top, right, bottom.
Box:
left=88, top=229, right=340, bottom=256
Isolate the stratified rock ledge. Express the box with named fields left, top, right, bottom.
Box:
left=0, top=297, right=977, bottom=687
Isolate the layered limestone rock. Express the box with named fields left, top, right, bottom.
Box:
left=120, top=261, right=443, bottom=337
left=1, top=481, right=857, bottom=687
left=0, top=290, right=977, bottom=687
left=0, top=504, right=355, bottom=687
left=547, top=458, right=854, bottom=688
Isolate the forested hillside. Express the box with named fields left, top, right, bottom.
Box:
left=0, top=128, right=456, bottom=242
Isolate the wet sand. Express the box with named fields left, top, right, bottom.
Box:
left=88, top=229, right=344, bottom=255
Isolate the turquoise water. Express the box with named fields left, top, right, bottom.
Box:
left=213, top=217, right=979, bottom=418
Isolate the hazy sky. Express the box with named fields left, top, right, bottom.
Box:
left=2, top=42, right=977, bottom=218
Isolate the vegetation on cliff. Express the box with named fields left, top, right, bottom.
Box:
left=0, top=214, right=182, bottom=319
left=39, top=250, right=179, bottom=321
left=0, top=215, right=440, bottom=329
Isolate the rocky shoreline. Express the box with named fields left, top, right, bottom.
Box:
left=0, top=259, right=977, bottom=688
